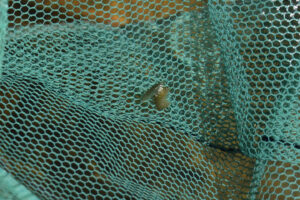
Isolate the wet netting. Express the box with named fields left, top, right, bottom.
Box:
left=0, top=0, right=299, bottom=200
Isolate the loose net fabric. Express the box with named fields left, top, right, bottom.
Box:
left=0, top=0, right=299, bottom=200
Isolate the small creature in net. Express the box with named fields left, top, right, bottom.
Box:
left=140, top=82, right=170, bottom=110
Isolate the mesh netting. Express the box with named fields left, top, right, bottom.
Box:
left=0, top=0, right=7, bottom=75
left=0, top=0, right=299, bottom=200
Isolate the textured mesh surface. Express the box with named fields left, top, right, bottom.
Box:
left=0, top=0, right=7, bottom=75
left=0, top=0, right=299, bottom=200
left=0, top=167, right=39, bottom=200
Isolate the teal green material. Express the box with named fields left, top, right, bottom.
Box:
left=0, top=168, right=39, bottom=200
left=0, top=1, right=299, bottom=200
left=208, top=1, right=299, bottom=162
left=0, top=0, right=8, bottom=76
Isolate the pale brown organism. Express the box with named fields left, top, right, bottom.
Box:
left=140, top=82, right=163, bottom=103
left=140, top=82, right=170, bottom=110
left=153, top=85, right=170, bottom=110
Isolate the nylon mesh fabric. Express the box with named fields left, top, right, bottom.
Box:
left=0, top=0, right=299, bottom=200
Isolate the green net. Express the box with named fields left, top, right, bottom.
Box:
left=0, top=0, right=7, bottom=76
left=0, top=0, right=299, bottom=200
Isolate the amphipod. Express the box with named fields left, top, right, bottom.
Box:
left=153, top=85, right=170, bottom=110
left=140, top=82, right=170, bottom=110
left=140, top=82, right=163, bottom=103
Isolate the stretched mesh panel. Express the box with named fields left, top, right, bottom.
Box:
left=0, top=0, right=299, bottom=200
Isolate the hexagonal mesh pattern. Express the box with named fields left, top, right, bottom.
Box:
left=209, top=0, right=299, bottom=162
left=0, top=0, right=299, bottom=200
